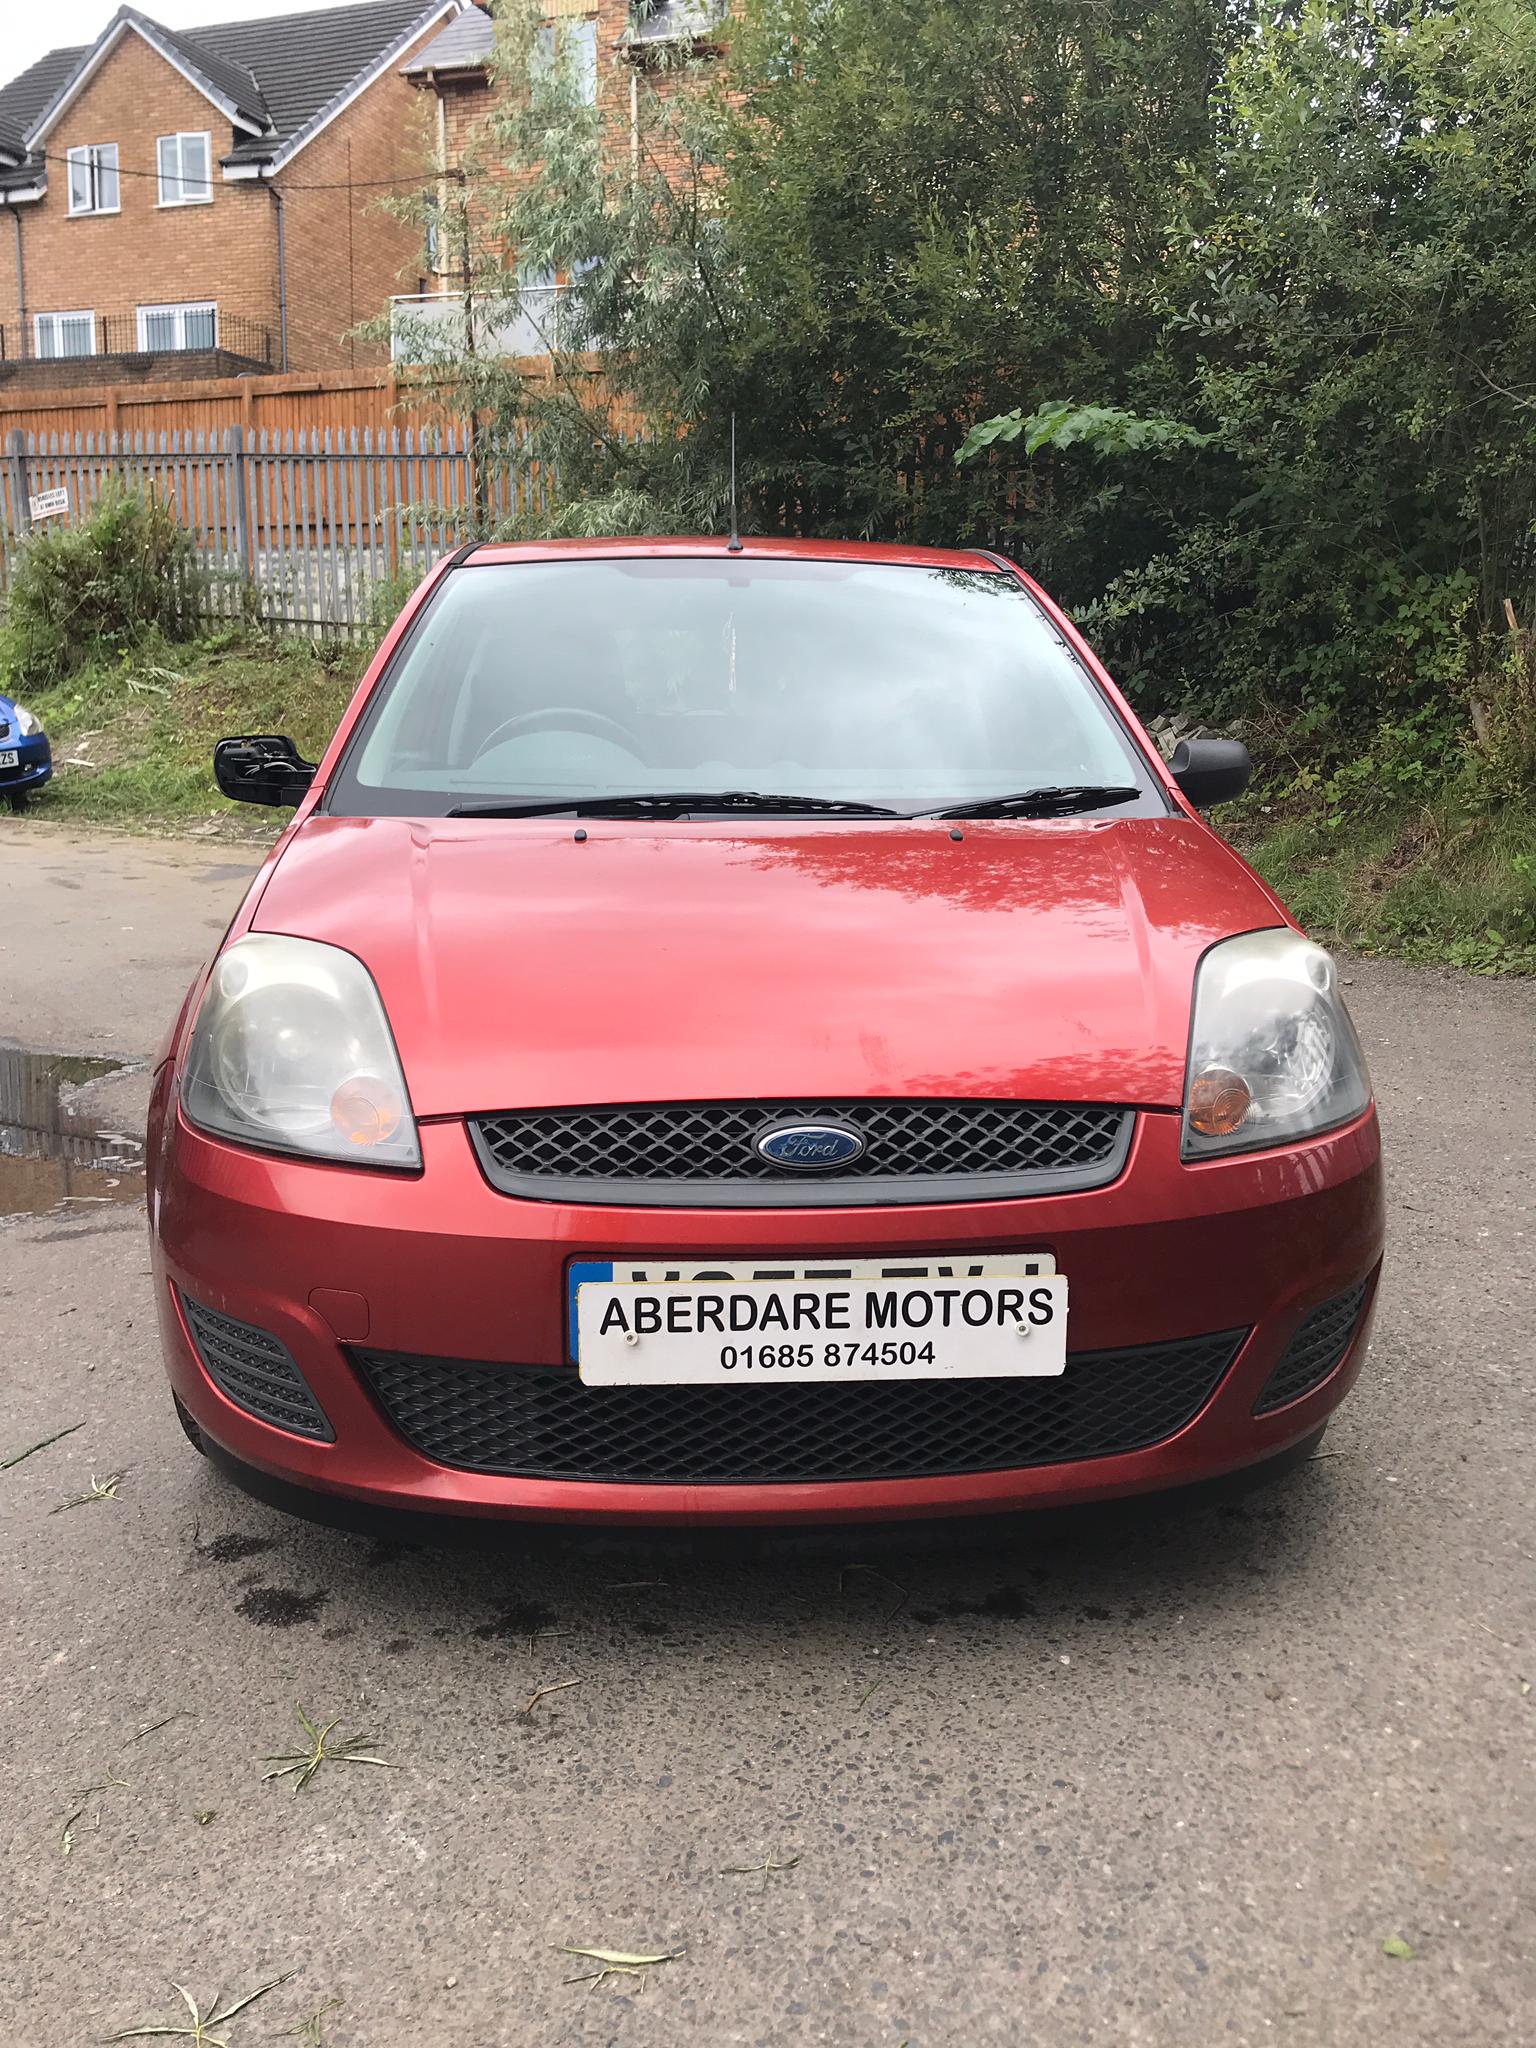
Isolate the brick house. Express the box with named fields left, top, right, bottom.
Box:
left=0, top=0, right=472, bottom=383
left=392, top=0, right=728, bottom=359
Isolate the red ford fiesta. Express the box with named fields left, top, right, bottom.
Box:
left=147, top=538, right=1383, bottom=1530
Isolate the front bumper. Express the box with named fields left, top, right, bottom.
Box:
left=148, top=1081, right=1384, bottom=1526
left=0, top=735, right=52, bottom=795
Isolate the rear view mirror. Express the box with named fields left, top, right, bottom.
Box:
left=214, top=735, right=317, bottom=808
left=1170, top=737, right=1252, bottom=808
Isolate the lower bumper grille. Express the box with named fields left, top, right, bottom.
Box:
left=181, top=1293, right=334, bottom=1441
left=350, top=1329, right=1245, bottom=1485
left=1253, top=1281, right=1370, bottom=1414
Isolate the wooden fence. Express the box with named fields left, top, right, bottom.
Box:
left=0, top=360, right=606, bottom=445
left=0, top=425, right=556, bottom=634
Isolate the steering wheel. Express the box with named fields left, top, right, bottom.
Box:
left=471, top=706, right=643, bottom=761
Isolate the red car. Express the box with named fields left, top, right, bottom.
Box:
left=147, top=539, right=1383, bottom=1531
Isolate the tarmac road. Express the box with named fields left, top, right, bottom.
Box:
left=1, top=822, right=1532, bottom=2047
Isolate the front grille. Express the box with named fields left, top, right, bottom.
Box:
left=181, top=1293, right=334, bottom=1441
left=470, top=1100, right=1135, bottom=1208
left=351, top=1329, right=1244, bottom=1484
left=1253, top=1282, right=1370, bottom=1414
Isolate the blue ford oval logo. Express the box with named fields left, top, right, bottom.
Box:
left=755, top=1121, right=865, bottom=1170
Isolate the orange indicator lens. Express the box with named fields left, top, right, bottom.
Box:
left=330, top=1075, right=405, bottom=1148
left=1188, top=1066, right=1252, bottom=1137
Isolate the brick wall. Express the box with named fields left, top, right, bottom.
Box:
left=0, top=348, right=258, bottom=391
left=272, top=19, right=443, bottom=372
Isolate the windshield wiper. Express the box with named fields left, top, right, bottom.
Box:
left=446, top=790, right=904, bottom=819
left=923, top=785, right=1143, bottom=821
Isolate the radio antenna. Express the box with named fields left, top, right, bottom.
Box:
left=727, top=412, right=743, bottom=552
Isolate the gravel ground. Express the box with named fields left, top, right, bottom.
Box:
left=1, top=829, right=1531, bottom=2047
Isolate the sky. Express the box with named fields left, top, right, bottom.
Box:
left=5, top=0, right=354, bottom=85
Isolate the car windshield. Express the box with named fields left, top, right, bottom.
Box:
left=327, top=556, right=1163, bottom=817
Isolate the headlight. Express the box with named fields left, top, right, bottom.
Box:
left=13, top=704, right=42, bottom=737
left=1182, top=928, right=1371, bottom=1159
left=182, top=934, right=420, bottom=1169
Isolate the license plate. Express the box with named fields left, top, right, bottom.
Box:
left=571, top=1253, right=1065, bottom=1387
left=0, top=751, right=17, bottom=770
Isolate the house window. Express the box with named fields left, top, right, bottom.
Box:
left=35, top=311, right=97, bottom=358
left=136, top=302, right=218, bottom=351
left=157, top=131, right=212, bottom=205
left=66, top=143, right=119, bottom=216
left=534, top=17, right=598, bottom=104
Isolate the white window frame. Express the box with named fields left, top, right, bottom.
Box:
left=534, top=17, right=598, bottom=105
left=156, top=130, right=213, bottom=206
left=34, top=310, right=97, bottom=358
left=135, top=301, right=218, bottom=352
left=66, top=142, right=119, bottom=216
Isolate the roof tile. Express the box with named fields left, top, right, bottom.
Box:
left=400, top=8, right=494, bottom=76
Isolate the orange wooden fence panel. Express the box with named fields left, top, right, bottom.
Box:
left=0, top=358, right=614, bottom=445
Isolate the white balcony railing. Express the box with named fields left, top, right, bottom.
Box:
left=389, top=286, right=586, bottom=364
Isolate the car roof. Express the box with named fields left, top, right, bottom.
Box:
left=460, top=536, right=1010, bottom=573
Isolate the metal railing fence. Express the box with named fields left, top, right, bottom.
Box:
left=0, top=313, right=273, bottom=366
left=0, top=424, right=554, bottom=634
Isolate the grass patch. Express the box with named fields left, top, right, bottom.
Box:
left=1232, top=792, right=1536, bottom=973
left=13, top=630, right=365, bottom=834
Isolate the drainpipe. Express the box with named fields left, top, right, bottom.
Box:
left=434, top=74, right=448, bottom=288
left=6, top=200, right=24, bottom=361
left=267, top=178, right=289, bottom=371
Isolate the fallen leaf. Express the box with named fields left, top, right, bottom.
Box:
left=559, top=1944, right=684, bottom=1968
left=110, top=1970, right=297, bottom=2041
left=51, top=1470, right=124, bottom=1512
left=1382, top=1936, right=1416, bottom=1960
left=263, top=1705, right=395, bottom=1792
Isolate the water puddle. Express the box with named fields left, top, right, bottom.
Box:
left=0, top=1044, right=148, bottom=1218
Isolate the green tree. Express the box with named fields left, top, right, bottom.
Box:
left=436, top=0, right=1236, bottom=557
left=429, top=0, right=1536, bottom=791
left=1115, top=0, right=1536, bottom=749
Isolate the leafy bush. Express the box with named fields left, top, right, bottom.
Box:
left=2, top=482, right=202, bottom=685
left=365, top=564, right=430, bottom=641
left=1472, top=609, right=1536, bottom=803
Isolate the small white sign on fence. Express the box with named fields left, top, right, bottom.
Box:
left=28, top=485, right=69, bottom=520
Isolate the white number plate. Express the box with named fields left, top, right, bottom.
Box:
left=572, top=1253, right=1066, bottom=1387
left=0, top=751, right=18, bottom=770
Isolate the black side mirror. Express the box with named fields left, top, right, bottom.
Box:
left=1170, top=737, right=1252, bottom=807
left=214, top=735, right=317, bottom=808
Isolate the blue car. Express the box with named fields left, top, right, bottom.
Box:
left=0, top=691, right=51, bottom=810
